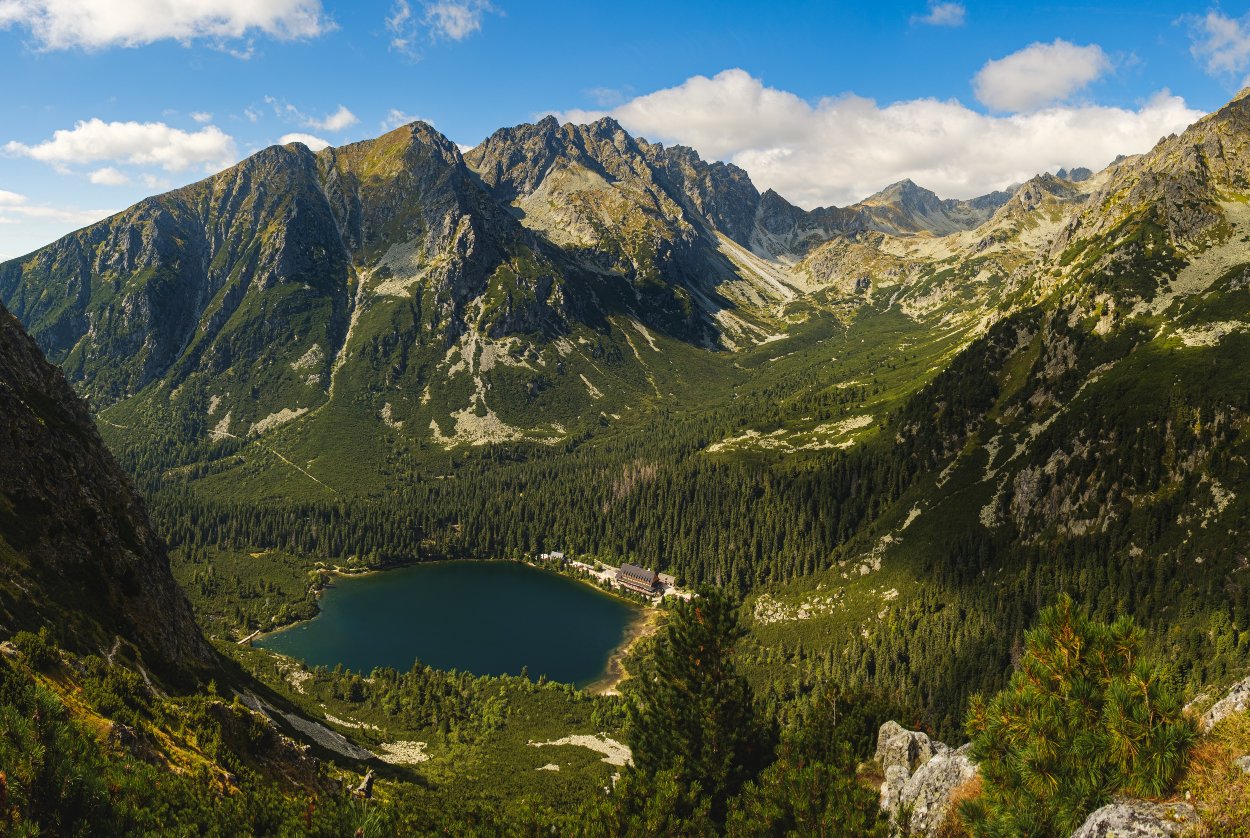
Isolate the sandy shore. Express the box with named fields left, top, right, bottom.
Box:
left=588, top=606, right=663, bottom=696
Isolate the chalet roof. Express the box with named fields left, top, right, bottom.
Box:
left=618, top=563, right=658, bottom=584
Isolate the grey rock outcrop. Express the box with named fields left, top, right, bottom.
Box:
left=1200, top=676, right=1250, bottom=731
left=875, top=720, right=939, bottom=773
left=880, top=763, right=908, bottom=814
left=875, top=721, right=977, bottom=836
left=1069, top=800, right=1200, bottom=838
left=900, top=744, right=978, bottom=835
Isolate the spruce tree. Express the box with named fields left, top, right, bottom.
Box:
left=626, top=589, right=769, bottom=823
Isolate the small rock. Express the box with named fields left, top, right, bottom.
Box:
left=1070, top=800, right=1200, bottom=838
left=1200, top=676, right=1250, bottom=731
left=1235, top=754, right=1250, bottom=775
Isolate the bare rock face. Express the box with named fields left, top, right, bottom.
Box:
left=875, top=721, right=977, bottom=836
left=899, top=744, right=978, bottom=835
left=880, top=763, right=909, bottom=814
left=1200, top=676, right=1250, bottom=731
left=1069, top=800, right=1200, bottom=838
left=0, top=302, right=215, bottom=687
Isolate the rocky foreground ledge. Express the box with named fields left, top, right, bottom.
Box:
left=873, top=675, right=1250, bottom=837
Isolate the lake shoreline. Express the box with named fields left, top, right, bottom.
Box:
left=586, top=606, right=663, bottom=695
left=249, top=556, right=650, bottom=690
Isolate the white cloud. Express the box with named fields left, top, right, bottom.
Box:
left=381, top=108, right=427, bottom=131
left=424, top=0, right=495, bottom=40
left=265, top=97, right=356, bottom=132
left=190, top=111, right=213, bottom=124
left=5, top=203, right=110, bottom=221
left=973, top=40, right=1111, bottom=112
left=0, top=189, right=25, bottom=205
left=141, top=173, right=171, bottom=190
left=387, top=0, right=496, bottom=54
left=87, top=166, right=129, bottom=185
left=386, top=0, right=413, bottom=51
left=553, top=69, right=1203, bottom=208
left=304, top=104, right=357, bottom=132
left=912, top=2, right=965, bottom=27
left=0, top=0, right=332, bottom=51
left=279, top=132, right=329, bottom=151
left=1188, top=11, right=1250, bottom=78
left=4, top=118, right=238, bottom=173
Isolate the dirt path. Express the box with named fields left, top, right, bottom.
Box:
left=207, top=426, right=337, bottom=495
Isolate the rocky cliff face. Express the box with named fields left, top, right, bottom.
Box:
left=0, top=302, right=214, bottom=685
left=0, top=143, right=353, bottom=410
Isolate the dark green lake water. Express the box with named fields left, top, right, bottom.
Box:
left=257, top=561, right=639, bottom=686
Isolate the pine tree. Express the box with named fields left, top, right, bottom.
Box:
left=962, top=595, right=1196, bottom=837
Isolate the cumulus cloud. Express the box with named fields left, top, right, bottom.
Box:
left=265, top=98, right=357, bottom=133
left=1188, top=10, right=1250, bottom=78
left=912, top=2, right=965, bottom=27
left=554, top=69, right=1203, bottom=208
left=87, top=166, right=129, bottom=185
left=0, top=0, right=332, bottom=51
left=303, top=104, right=357, bottom=132
left=973, top=40, right=1111, bottom=112
left=4, top=118, right=238, bottom=172
left=387, top=0, right=496, bottom=54
left=190, top=111, right=213, bottom=124
left=279, top=132, right=329, bottom=151
left=141, top=173, right=171, bottom=190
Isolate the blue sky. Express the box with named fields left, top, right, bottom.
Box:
left=1, top=1, right=1247, bottom=259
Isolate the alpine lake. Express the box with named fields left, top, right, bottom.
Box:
left=257, top=560, right=641, bottom=688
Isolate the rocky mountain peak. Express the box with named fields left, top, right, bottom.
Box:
left=1010, top=173, right=1081, bottom=212
left=1054, top=166, right=1093, bottom=183
left=862, top=178, right=942, bottom=211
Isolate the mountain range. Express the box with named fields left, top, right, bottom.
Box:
left=0, top=112, right=1019, bottom=459
left=6, top=86, right=1250, bottom=733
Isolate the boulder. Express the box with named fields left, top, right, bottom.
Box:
left=875, top=721, right=978, bottom=836
left=1070, top=800, right=1200, bottom=838
left=898, top=744, right=978, bottom=836
left=1201, top=676, right=1250, bottom=731
left=875, top=720, right=939, bottom=774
